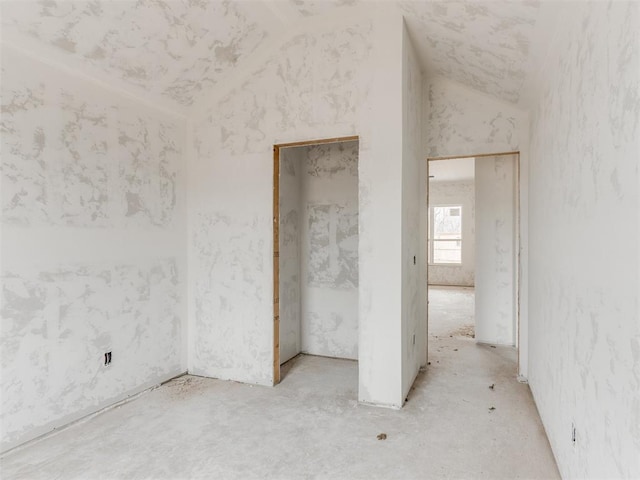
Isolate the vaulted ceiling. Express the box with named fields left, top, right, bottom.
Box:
left=1, top=0, right=543, bottom=110
left=1, top=0, right=271, bottom=108
left=398, top=1, right=540, bottom=104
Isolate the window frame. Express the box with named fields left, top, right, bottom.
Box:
left=428, top=204, right=463, bottom=266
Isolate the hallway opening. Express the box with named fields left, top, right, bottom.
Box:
left=426, top=152, right=520, bottom=360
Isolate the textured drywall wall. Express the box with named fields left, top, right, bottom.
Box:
left=189, top=14, right=371, bottom=387
left=424, top=76, right=525, bottom=159
left=527, top=1, right=640, bottom=478
left=401, top=22, right=424, bottom=400
left=279, top=148, right=302, bottom=364
left=475, top=156, right=516, bottom=346
left=300, top=142, right=359, bottom=360
left=1, top=45, right=186, bottom=452
left=356, top=11, right=406, bottom=407
left=428, top=180, right=475, bottom=287
left=189, top=8, right=410, bottom=407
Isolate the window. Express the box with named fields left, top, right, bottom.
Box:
left=428, top=205, right=462, bottom=264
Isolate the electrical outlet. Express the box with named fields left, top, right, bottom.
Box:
left=104, top=351, right=112, bottom=366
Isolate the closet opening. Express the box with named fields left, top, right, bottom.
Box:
left=273, top=136, right=359, bottom=386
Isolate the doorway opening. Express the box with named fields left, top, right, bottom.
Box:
left=426, top=152, right=520, bottom=368
left=273, top=136, right=359, bottom=385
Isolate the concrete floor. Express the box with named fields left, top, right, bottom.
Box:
left=428, top=285, right=476, bottom=338
left=2, top=286, right=559, bottom=479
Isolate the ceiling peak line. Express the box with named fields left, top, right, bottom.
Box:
left=0, top=34, right=189, bottom=119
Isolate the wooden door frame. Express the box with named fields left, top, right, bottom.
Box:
left=272, top=135, right=359, bottom=385
left=426, top=151, right=521, bottom=371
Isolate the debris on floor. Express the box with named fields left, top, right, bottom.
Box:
left=489, top=384, right=495, bottom=390
left=451, top=324, right=475, bottom=338
left=453, top=349, right=458, bottom=351
left=377, top=433, right=387, bottom=440
left=490, top=345, right=496, bottom=349
left=489, top=407, right=496, bottom=411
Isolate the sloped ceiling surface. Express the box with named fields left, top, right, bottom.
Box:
left=1, top=0, right=542, bottom=108
left=1, top=0, right=269, bottom=107
left=289, top=0, right=358, bottom=17
left=398, top=1, right=541, bottom=103
left=288, top=0, right=541, bottom=104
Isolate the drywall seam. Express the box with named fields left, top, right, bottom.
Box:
left=0, top=39, right=188, bottom=119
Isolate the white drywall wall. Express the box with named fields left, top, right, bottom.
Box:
left=189, top=14, right=371, bottom=387
left=300, top=142, right=359, bottom=360
left=189, top=7, right=411, bottom=407
left=424, top=76, right=524, bottom=158
left=401, top=21, right=425, bottom=400
left=474, top=156, right=517, bottom=346
left=1, top=45, right=187, bottom=452
left=356, top=9, right=404, bottom=408
left=423, top=75, right=530, bottom=378
left=279, top=148, right=302, bottom=364
left=428, top=180, right=475, bottom=287
left=526, top=1, right=640, bottom=478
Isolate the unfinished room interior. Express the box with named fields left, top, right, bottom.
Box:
left=1, top=0, right=638, bottom=478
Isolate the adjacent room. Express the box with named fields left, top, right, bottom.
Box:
left=1, top=1, right=638, bottom=479
left=428, top=154, right=518, bottom=348
left=427, top=157, right=476, bottom=341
